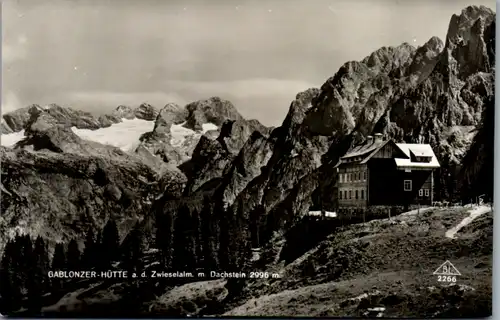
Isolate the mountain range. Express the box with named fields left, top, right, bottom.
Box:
left=0, top=4, right=495, bottom=317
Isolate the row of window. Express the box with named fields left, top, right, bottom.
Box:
left=339, top=171, right=367, bottom=183
left=339, top=189, right=365, bottom=200
left=419, top=189, right=430, bottom=197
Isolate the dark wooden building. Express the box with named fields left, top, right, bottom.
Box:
left=335, top=133, right=440, bottom=215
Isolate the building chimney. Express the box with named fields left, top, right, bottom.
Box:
left=366, top=135, right=373, bottom=144
left=374, top=133, right=383, bottom=142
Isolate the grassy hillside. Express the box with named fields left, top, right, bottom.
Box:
left=221, top=206, right=493, bottom=318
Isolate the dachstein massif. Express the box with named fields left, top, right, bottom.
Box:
left=0, top=5, right=495, bottom=318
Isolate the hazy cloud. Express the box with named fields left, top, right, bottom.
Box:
left=61, top=78, right=317, bottom=122
left=1, top=91, right=23, bottom=114
left=3, top=34, right=28, bottom=64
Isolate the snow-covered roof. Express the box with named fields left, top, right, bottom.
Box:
left=336, top=136, right=440, bottom=169
left=394, top=143, right=440, bottom=168
left=341, top=139, right=387, bottom=159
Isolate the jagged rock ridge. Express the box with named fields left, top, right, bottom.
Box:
left=136, top=98, right=265, bottom=168
left=152, top=5, right=496, bottom=251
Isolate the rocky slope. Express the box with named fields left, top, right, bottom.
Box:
left=0, top=106, right=187, bottom=251
left=184, top=97, right=244, bottom=131
left=0, top=95, right=267, bottom=250
left=459, top=95, right=494, bottom=200
left=180, top=118, right=272, bottom=195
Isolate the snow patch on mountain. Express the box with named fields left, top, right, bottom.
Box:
left=170, top=122, right=217, bottom=148
left=1, top=130, right=25, bottom=147
left=71, top=118, right=154, bottom=152
left=0, top=118, right=220, bottom=153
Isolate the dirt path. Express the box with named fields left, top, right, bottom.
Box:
left=445, top=205, right=492, bottom=239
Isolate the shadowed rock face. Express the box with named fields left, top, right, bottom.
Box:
left=183, top=97, right=244, bottom=131
left=1, top=120, right=13, bottom=134
left=98, top=114, right=122, bottom=128
left=154, top=103, right=188, bottom=134
left=135, top=103, right=190, bottom=166
left=3, top=105, right=41, bottom=132
left=0, top=144, right=186, bottom=251
left=180, top=118, right=271, bottom=195
left=459, top=95, right=494, bottom=199
left=0, top=106, right=188, bottom=251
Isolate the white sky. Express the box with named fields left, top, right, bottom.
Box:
left=2, top=0, right=496, bottom=126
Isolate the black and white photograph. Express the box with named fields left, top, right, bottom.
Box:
left=0, top=0, right=495, bottom=317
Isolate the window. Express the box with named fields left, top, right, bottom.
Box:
left=339, top=174, right=343, bottom=183
left=425, top=189, right=430, bottom=197
left=364, top=171, right=367, bottom=180
left=349, top=173, right=352, bottom=181
left=355, top=190, right=359, bottom=199
left=419, top=189, right=423, bottom=196
left=349, top=190, right=352, bottom=199
left=357, top=172, right=360, bottom=181
left=404, top=180, right=412, bottom=191
left=344, top=190, right=347, bottom=199
left=339, top=190, right=343, bottom=199
left=361, top=189, right=364, bottom=199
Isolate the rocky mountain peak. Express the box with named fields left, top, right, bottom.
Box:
left=361, top=43, right=416, bottom=73
left=447, top=5, right=495, bottom=41
left=442, top=5, right=495, bottom=81
left=134, top=103, right=159, bottom=121
left=24, top=108, right=59, bottom=134
left=406, top=36, right=444, bottom=82
left=285, top=88, right=320, bottom=129
left=2, top=104, right=43, bottom=132
left=153, top=103, right=188, bottom=135
left=184, top=96, right=244, bottom=131
left=45, top=103, right=102, bottom=130
left=3, top=103, right=106, bottom=133
left=112, top=105, right=135, bottom=120
left=16, top=109, right=82, bottom=153
left=425, top=36, right=445, bottom=51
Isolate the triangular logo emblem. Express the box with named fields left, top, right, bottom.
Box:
left=433, top=260, right=461, bottom=276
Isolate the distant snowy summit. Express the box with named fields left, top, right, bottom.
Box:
left=1, top=97, right=267, bottom=167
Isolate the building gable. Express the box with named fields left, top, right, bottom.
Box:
left=394, top=143, right=441, bottom=169
left=361, top=140, right=408, bottom=163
